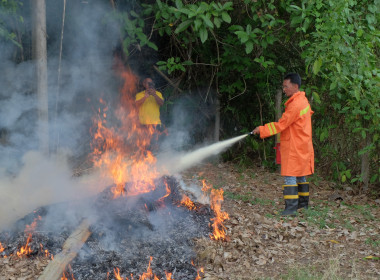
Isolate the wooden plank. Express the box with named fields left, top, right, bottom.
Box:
left=38, top=219, right=91, bottom=280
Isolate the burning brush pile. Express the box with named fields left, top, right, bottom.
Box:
left=0, top=67, right=230, bottom=279
left=0, top=176, right=228, bottom=279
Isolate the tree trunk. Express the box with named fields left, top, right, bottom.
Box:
left=360, top=135, right=371, bottom=192
left=31, top=0, right=49, bottom=155
left=214, top=95, right=220, bottom=142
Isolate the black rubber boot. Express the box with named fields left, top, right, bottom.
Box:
left=298, top=182, right=309, bottom=209
left=281, top=185, right=298, bottom=216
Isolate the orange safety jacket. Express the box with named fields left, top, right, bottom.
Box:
left=259, top=91, right=314, bottom=176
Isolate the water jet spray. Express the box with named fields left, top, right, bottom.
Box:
left=158, top=134, right=249, bottom=175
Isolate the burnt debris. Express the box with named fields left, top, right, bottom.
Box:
left=0, top=176, right=212, bottom=279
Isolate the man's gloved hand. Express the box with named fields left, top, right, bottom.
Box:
left=251, top=127, right=260, bottom=135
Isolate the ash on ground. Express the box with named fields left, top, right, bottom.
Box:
left=0, top=176, right=212, bottom=279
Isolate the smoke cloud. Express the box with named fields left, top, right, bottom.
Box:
left=0, top=0, right=243, bottom=231
left=0, top=151, right=110, bottom=230
left=0, top=1, right=120, bottom=229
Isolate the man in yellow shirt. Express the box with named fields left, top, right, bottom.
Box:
left=135, top=78, right=164, bottom=126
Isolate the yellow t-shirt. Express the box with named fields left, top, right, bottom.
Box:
left=135, top=90, right=164, bottom=125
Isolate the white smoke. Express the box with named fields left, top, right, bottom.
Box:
left=0, top=0, right=245, bottom=231
left=0, top=1, right=120, bottom=229
left=0, top=151, right=111, bottom=230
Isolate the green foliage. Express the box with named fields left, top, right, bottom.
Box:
left=231, top=0, right=284, bottom=54
left=122, top=0, right=379, bottom=188
left=148, top=0, right=233, bottom=43
left=142, top=1, right=294, bottom=172
left=110, top=9, right=157, bottom=56
left=0, top=0, right=23, bottom=47
left=287, top=0, right=380, bottom=186
left=156, top=57, right=191, bottom=74
left=1, top=0, right=378, bottom=189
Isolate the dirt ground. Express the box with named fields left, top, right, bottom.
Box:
left=0, top=162, right=379, bottom=280
left=183, top=162, right=380, bottom=280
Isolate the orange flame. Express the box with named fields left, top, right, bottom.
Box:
left=114, top=257, right=169, bottom=280
left=195, top=267, right=204, bottom=280
left=191, top=260, right=204, bottom=280
left=180, top=195, right=196, bottom=210
left=15, top=216, right=43, bottom=258
left=16, top=234, right=32, bottom=258
left=114, top=268, right=124, bottom=280
left=210, top=188, right=229, bottom=241
left=0, top=241, right=6, bottom=258
left=90, top=66, right=160, bottom=199
left=24, top=216, right=41, bottom=234
left=157, top=182, right=171, bottom=205
left=0, top=242, right=4, bottom=253
left=40, top=243, right=53, bottom=259
left=140, top=256, right=159, bottom=280
left=61, top=264, right=75, bottom=280
left=165, top=271, right=174, bottom=280
left=201, top=180, right=229, bottom=241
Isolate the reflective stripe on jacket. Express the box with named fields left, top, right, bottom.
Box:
left=259, top=91, right=314, bottom=176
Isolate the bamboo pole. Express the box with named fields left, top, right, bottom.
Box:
left=54, top=0, right=67, bottom=152
left=31, top=0, right=49, bottom=155
left=38, top=219, right=92, bottom=280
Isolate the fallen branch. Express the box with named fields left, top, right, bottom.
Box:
left=38, top=219, right=92, bottom=280
left=153, top=65, right=183, bottom=93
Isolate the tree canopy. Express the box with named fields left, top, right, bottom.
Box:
left=1, top=0, right=379, bottom=189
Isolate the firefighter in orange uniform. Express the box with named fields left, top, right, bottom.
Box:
left=252, top=73, right=314, bottom=215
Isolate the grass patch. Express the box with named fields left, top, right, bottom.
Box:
left=256, top=255, right=365, bottom=280
left=297, top=200, right=379, bottom=232
left=265, top=213, right=275, bottom=219
left=365, top=237, right=380, bottom=248
left=212, top=183, right=223, bottom=189
left=238, top=173, right=246, bottom=182
left=271, top=199, right=376, bottom=232
left=277, top=257, right=354, bottom=280
left=279, top=267, right=323, bottom=280
left=308, top=173, right=323, bottom=186
left=249, top=172, right=257, bottom=179
left=347, top=204, right=377, bottom=221
left=252, top=197, right=275, bottom=206
left=343, top=220, right=356, bottom=231
left=224, top=191, right=275, bottom=206
left=300, top=205, right=336, bottom=229
left=224, top=191, right=252, bottom=202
